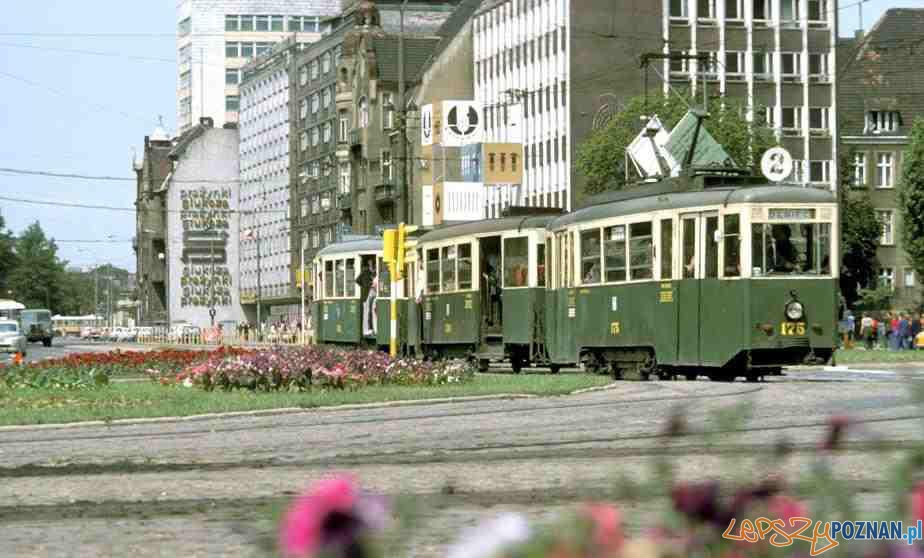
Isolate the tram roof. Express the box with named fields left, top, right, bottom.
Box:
left=417, top=215, right=559, bottom=243
left=314, top=237, right=382, bottom=258
left=552, top=184, right=836, bottom=229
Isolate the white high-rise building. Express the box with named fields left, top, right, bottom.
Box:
left=176, top=0, right=339, bottom=134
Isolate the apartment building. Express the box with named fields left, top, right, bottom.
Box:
left=238, top=38, right=300, bottom=324
left=473, top=0, right=838, bottom=216
left=176, top=0, right=338, bottom=133
left=840, top=8, right=924, bottom=308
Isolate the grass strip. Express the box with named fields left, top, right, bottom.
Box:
left=836, top=348, right=924, bottom=364
left=0, top=373, right=611, bottom=426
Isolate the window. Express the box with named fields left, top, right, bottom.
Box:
left=359, top=97, right=369, bottom=128
left=271, top=15, right=284, bottom=31
left=334, top=260, right=345, bottom=297
left=880, top=267, right=895, bottom=290
left=339, top=113, right=348, bottom=140
left=876, top=153, right=895, bottom=188
left=877, top=210, right=895, bottom=245
left=310, top=60, right=318, bottom=80
left=382, top=92, right=395, bottom=129
left=809, top=161, right=831, bottom=184
left=225, top=95, right=240, bottom=111
left=441, top=246, right=457, bottom=291
left=300, top=98, right=308, bottom=120
left=698, top=0, right=716, bottom=19
left=781, top=0, right=798, bottom=21
left=241, top=42, right=254, bottom=58
left=853, top=153, right=867, bottom=187
left=536, top=243, right=546, bottom=287
left=254, top=15, right=269, bottom=31
left=240, top=15, right=254, bottom=32
left=751, top=223, right=832, bottom=276
left=225, top=15, right=239, bottom=32
left=311, top=93, right=319, bottom=114
left=226, top=42, right=240, bottom=58
left=753, top=52, right=773, bottom=77
left=808, top=53, right=829, bottom=77
left=725, top=0, right=743, bottom=19
left=752, top=0, right=770, bottom=20
left=629, top=222, right=653, bottom=280
left=809, top=107, right=829, bottom=132
left=723, top=215, right=741, bottom=277
left=682, top=217, right=697, bottom=278
left=504, top=237, right=529, bottom=287
left=426, top=248, right=440, bottom=292
left=808, top=0, right=827, bottom=21
left=325, top=261, right=334, bottom=297
left=300, top=198, right=308, bottom=218
left=579, top=230, right=601, bottom=284
left=459, top=244, right=473, bottom=289
left=323, top=122, right=332, bottom=143
left=311, top=127, right=319, bottom=146
left=322, top=88, right=331, bottom=108
left=256, top=42, right=271, bottom=56
left=345, top=258, right=355, bottom=297
left=670, top=0, right=688, bottom=18
left=725, top=51, right=745, bottom=76
left=321, top=52, right=331, bottom=74
left=603, top=226, right=626, bottom=282
left=381, top=150, right=392, bottom=182
left=377, top=258, right=391, bottom=297
left=339, top=163, right=350, bottom=194
left=906, top=269, right=916, bottom=288
left=225, top=69, right=240, bottom=85
left=867, top=111, right=900, bottom=133
left=781, top=53, right=801, bottom=76
left=781, top=107, right=802, bottom=130
left=704, top=216, right=719, bottom=278
left=320, top=191, right=331, bottom=211
left=660, top=219, right=674, bottom=280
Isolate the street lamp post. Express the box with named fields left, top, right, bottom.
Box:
left=208, top=229, right=217, bottom=327
left=396, top=0, right=410, bottom=223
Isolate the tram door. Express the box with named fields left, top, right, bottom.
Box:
left=676, top=212, right=720, bottom=365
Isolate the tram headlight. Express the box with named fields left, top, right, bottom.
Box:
left=785, top=301, right=804, bottom=321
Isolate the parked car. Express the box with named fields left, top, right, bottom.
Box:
left=115, top=328, right=138, bottom=343
left=0, top=320, right=27, bottom=356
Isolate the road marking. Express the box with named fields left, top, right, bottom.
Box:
left=824, top=366, right=895, bottom=375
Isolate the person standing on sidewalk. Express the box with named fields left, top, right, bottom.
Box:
left=860, top=313, right=875, bottom=350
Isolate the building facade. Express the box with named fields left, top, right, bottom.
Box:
left=239, top=38, right=299, bottom=325
left=176, top=0, right=339, bottom=134
left=133, top=127, right=174, bottom=326
left=290, top=0, right=459, bottom=277
left=840, top=8, right=924, bottom=308
left=165, top=118, right=247, bottom=328
left=472, top=0, right=838, bottom=215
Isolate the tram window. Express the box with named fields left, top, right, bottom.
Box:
left=660, top=219, right=673, bottom=280
left=751, top=222, right=831, bottom=276
left=442, top=246, right=457, bottom=291
left=459, top=244, right=473, bottom=289
left=815, top=223, right=831, bottom=275
left=426, top=248, right=440, bottom=292
left=629, top=222, right=653, bottom=280
left=682, top=218, right=697, bottom=278
left=580, top=229, right=602, bottom=284
left=377, top=257, right=391, bottom=297
left=347, top=258, right=358, bottom=297
left=335, top=260, right=345, bottom=297
left=504, top=237, right=529, bottom=287
left=325, top=261, right=334, bottom=297
left=604, top=225, right=626, bottom=282
left=723, top=215, right=741, bottom=278
left=537, top=243, right=546, bottom=287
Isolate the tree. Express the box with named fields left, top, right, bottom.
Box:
left=0, top=213, right=16, bottom=295
left=839, top=190, right=881, bottom=307
left=899, top=118, right=924, bottom=302
left=7, top=222, right=66, bottom=311
left=575, top=93, right=776, bottom=195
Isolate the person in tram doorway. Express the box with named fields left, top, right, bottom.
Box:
left=482, top=255, right=500, bottom=326
left=771, top=224, right=798, bottom=272
left=356, top=260, right=375, bottom=337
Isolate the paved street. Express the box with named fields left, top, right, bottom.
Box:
left=0, top=350, right=922, bottom=556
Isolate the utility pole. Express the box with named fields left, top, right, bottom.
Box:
left=396, top=0, right=410, bottom=223
left=256, top=226, right=262, bottom=331
left=209, top=230, right=216, bottom=327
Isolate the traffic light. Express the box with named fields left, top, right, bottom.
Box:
left=383, top=229, right=397, bottom=264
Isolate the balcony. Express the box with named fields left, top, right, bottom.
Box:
left=338, top=193, right=352, bottom=211
left=375, top=183, right=397, bottom=205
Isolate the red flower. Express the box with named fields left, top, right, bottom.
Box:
left=581, top=503, right=623, bottom=553
left=910, top=482, right=924, bottom=524
left=767, top=495, right=809, bottom=533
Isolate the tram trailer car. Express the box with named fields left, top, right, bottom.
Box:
left=415, top=215, right=567, bottom=372
left=312, top=238, right=409, bottom=351
left=545, top=175, right=838, bottom=381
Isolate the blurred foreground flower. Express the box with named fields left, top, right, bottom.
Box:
left=446, top=513, right=531, bottom=558
left=279, top=475, right=389, bottom=558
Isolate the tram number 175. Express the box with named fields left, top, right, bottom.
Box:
left=780, top=322, right=806, bottom=336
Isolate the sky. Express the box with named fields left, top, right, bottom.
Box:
left=0, top=0, right=918, bottom=273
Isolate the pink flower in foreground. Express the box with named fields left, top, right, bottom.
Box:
left=910, top=482, right=924, bottom=524
left=279, top=475, right=388, bottom=558
left=581, top=503, right=623, bottom=553
left=767, top=495, right=809, bottom=533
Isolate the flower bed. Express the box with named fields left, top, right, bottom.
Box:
left=159, top=346, right=474, bottom=392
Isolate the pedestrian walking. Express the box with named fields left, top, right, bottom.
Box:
left=900, top=314, right=913, bottom=350
left=891, top=313, right=901, bottom=351
left=860, top=313, right=874, bottom=350
left=846, top=310, right=856, bottom=349
left=877, top=316, right=887, bottom=350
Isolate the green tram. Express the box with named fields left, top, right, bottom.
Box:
left=311, top=237, right=410, bottom=350
left=414, top=215, right=559, bottom=372
left=545, top=176, right=838, bottom=381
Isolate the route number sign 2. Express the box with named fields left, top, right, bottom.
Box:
left=761, top=147, right=794, bottom=183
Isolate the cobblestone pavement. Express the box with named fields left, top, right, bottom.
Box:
left=0, top=373, right=920, bottom=556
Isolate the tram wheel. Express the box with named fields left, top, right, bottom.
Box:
left=478, top=359, right=490, bottom=372
left=511, top=357, right=524, bottom=374
left=549, top=364, right=562, bottom=374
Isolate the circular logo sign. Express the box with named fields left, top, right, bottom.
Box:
left=434, top=194, right=442, bottom=214
left=761, top=147, right=794, bottom=183
left=446, top=105, right=479, bottom=139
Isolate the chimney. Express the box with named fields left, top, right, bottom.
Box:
left=199, top=116, right=214, bottom=128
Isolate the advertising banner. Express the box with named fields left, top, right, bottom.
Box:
left=441, top=101, right=483, bottom=146
left=483, top=143, right=523, bottom=185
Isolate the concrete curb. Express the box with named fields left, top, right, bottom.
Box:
left=0, top=393, right=543, bottom=433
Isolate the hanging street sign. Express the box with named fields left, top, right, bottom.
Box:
left=761, top=147, right=794, bottom=183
